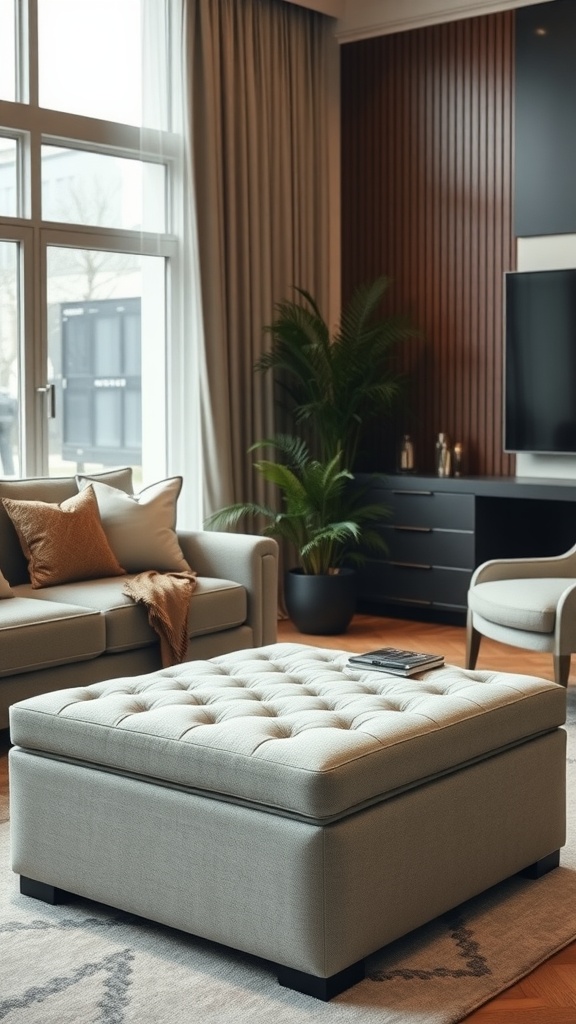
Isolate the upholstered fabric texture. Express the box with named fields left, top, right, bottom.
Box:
left=0, top=569, right=12, bottom=598
left=13, top=575, right=247, bottom=654
left=2, top=485, right=126, bottom=588
left=75, top=466, right=134, bottom=494
left=10, top=643, right=566, bottom=822
left=7, top=727, right=567, bottom=984
left=78, top=476, right=192, bottom=574
left=468, top=577, right=576, bottom=633
left=0, top=597, right=104, bottom=676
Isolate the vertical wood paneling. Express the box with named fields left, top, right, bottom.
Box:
left=341, top=12, right=516, bottom=477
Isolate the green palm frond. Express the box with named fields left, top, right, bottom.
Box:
left=257, top=276, right=420, bottom=467
left=204, top=501, right=278, bottom=532
left=204, top=440, right=389, bottom=575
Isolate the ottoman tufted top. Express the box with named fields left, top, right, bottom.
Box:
left=9, top=643, right=566, bottom=822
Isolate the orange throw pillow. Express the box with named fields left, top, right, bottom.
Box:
left=2, top=484, right=126, bottom=588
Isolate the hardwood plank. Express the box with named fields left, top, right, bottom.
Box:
left=469, top=1012, right=576, bottom=1023
left=522, top=967, right=576, bottom=1007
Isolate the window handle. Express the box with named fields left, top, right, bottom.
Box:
left=37, top=383, right=56, bottom=418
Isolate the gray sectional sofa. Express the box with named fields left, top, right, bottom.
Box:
left=0, top=468, right=278, bottom=730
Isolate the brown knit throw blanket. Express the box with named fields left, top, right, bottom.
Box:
left=123, top=570, right=197, bottom=667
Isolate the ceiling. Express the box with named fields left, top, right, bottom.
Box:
left=284, top=0, right=556, bottom=42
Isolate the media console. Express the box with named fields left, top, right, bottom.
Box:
left=355, top=473, right=576, bottom=622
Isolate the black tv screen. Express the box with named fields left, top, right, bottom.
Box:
left=504, top=267, right=576, bottom=454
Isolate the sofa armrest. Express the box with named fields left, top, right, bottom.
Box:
left=177, top=530, right=279, bottom=647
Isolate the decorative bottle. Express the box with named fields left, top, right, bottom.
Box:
left=453, top=441, right=463, bottom=477
left=398, top=434, right=415, bottom=473
left=435, top=433, right=451, bottom=477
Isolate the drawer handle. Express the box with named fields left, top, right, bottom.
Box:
left=389, top=561, right=432, bottom=570
left=391, top=490, right=433, bottom=496
left=393, top=526, right=432, bottom=533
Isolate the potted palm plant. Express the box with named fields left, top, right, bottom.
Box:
left=206, top=276, right=418, bottom=635
left=205, top=435, right=388, bottom=634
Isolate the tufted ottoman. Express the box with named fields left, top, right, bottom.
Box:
left=8, top=643, right=567, bottom=1000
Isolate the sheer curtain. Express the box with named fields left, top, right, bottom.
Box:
left=138, top=0, right=205, bottom=528
left=182, top=0, right=339, bottom=519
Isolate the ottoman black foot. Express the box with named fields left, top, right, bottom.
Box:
left=520, top=850, right=560, bottom=879
left=277, top=958, right=365, bottom=1000
left=20, top=875, right=70, bottom=905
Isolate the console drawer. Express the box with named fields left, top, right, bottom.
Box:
left=383, top=525, right=475, bottom=569
left=359, top=561, right=472, bottom=610
left=378, top=489, right=475, bottom=530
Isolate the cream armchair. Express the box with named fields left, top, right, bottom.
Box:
left=466, top=544, right=576, bottom=686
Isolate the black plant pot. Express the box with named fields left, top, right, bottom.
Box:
left=284, top=567, right=358, bottom=636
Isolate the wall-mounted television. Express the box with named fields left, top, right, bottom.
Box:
left=504, top=267, right=576, bottom=454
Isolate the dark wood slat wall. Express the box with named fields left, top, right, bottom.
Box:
left=341, top=13, right=516, bottom=477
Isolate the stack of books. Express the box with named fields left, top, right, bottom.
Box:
left=348, top=647, right=445, bottom=677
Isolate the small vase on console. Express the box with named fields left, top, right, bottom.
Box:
left=435, top=433, right=451, bottom=477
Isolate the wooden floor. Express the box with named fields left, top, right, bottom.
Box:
left=1, top=612, right=575, bottom=1020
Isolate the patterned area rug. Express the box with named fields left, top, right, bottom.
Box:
left=1, top=688, right=575, bottom=1024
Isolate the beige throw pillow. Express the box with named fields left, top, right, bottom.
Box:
left=78, top=476, right=191, bottom=574
left=2, top=485, right=126, bottom=588
left=75, top=466, right=134, bottom=495
left=0, top=569, right=13, bottom=598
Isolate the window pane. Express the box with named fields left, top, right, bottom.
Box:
left=0, top=240, right=20, bottom=477
left=95, top=390, right=122, bottom=447
left=0, top=2, right=16, bottom=102
left=38, top=0, right=168, bottom=129
left=47, top=249, right=165, bottom=482
left=94, top=316, right=122, bottom=375
left=0, top=139, right=18, bottom=217
left=41, top=147, right=166, bottom=232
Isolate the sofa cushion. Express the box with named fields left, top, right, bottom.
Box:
left=2, top=485, right=126, bottom=588
left=16, top=578, right=157, bottom=653
left=185, top=576, right=247, bottom=638
left=0, top=468, right=133, bottom=585
left=0, top=597, right=105, bottom=677
left=77, top=476, right=191, bottom=574
left=14, top=574, right=247, bottom=653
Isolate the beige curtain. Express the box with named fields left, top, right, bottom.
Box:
left=183, top=0, right=337, bottom=519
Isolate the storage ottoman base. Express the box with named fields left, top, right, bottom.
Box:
left=8, top=644, right=567, bottom=999
left=9, top=730, right=566, bottom=999
left=18, top=855, right=559, bottom=1002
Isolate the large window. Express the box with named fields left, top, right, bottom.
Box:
left=0, top=0, right=183, bottom=484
